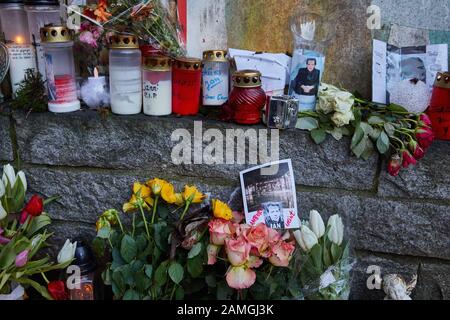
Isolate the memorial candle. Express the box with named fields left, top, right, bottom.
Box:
left=109, top=34, right=142, bottom=115
left=143, top=55, right=172, bottom=116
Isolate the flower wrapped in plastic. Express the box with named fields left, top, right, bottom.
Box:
left=292, top=210, right=355, bottom=300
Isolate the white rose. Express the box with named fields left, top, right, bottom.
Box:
left=332, top=111, right=354, bottom=127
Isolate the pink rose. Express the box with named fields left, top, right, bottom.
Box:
left=246, top=255, right=263, bottom=269
left=207, top=244, right=221, bottom=265
left=225, top=237, right=251, bottom=266
left=244, top=224, right=270, bottom=253
left=208, top=219, right=236, bottom=246
left=226, top=266, right=256, bottom=290
left=268, top=241, right=295, bottom=267
left=267, top=228, right=281, bottom=244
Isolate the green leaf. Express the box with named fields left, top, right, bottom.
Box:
left=187, top=255, right=203, bottom=278
left=26, top=214, right=51, bottom=237
left=112, top=269, right=126, bottom=296
left=361, top=139, right=375, bottom=161
left=0, top=240, right=17, bottom=269
left=92, top=237, right=106, bottom=258
left=368, top=115, right=385, bottom=125
left=188, top=243, right=202, bottom=259
left=16, top=277, right=53, bottom=300
left=120, top=235, right=137, bottom=263
left=311, top=129, right=327, bottom=144
left=135, top=271, right=152, bottom=291
left=97, top=226, right=112, bottom=239
left=352, top=136, right=369, bottom=158
left=168, top=262, right=184, bottom=285
left=217, top=281, right=233, bottom=300
left=154, top=260, right=169, bottom=287
left=102, top=267, right=112, bottom=286
left=123, top=289, right=140, bottom=300
left=296, top=117, right=319, bottom=131
left=328, top=128, right=343, bottom=141
left=157, top=204, right=170, bottom=220
left=175, top=286, right=185, bottom=300
left=369, top=127, right=382, bottom=140
left=331, top=243, right=343, bottom=263
left=323, top=245, right=332, bottom=269
left=387, top=103, right=408, bottom=114
left=111, top=248, right=125, bottom=269
left=384, top=123, right=396, bottom=137
left=310, top=245, right=323, bottom=271
left=376, top=131, right=390, bottom=154
left=145, top=265, right=153, bottom=279
left=359, top=122, right=373, bottom=136
left=351, top=126, right=365, bottom=149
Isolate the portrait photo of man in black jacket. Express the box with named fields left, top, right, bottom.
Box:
left=292, top=58, right=321, bottom=96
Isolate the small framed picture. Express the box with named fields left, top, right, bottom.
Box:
left=239, top=159, right=300, bottom=229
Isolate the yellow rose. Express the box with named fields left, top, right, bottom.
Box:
left=146, top=178, right=168, bottom=196
left=133, top=182, right=151, bottom=198
left=182, top=185, right=205, bottom=203
left=212, top=199, right=233, bottom=221
left=161, top=182, right=177, bottom=203
left=174, top=193, right=185, bottom=206
left=96, top=217, right=110, bottom=232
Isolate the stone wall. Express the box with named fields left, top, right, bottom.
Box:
left=1, top=110, right=449, bottom=300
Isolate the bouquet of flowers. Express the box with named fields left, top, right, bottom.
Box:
left=94, top=179, right=211, bottom=300
left=0, top=165, right=75, bottom=300
left=206, top=201, right=297, bottom=300
left=297, top=83, right=435, bottom=176
left=292, top=210, right=354, bottom=300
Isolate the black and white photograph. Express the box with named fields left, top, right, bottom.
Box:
left=239, top=159, right=300, bottom=229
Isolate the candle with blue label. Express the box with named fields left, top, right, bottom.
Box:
left=202, top=50, right=229, bottom=106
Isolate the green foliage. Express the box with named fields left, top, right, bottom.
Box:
left=10, top=69, right=47, bottom=113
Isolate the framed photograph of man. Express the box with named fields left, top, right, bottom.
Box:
left=288, top=50, right=325, bottom=111
left=239, top=159, right=300, bottom=229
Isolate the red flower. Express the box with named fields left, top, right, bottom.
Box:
left=409, top=140, right=426, bottom=160
left=419, top=114, right=432, bottom=128
left=388, top=155, right=402, bottom=177
left=47, top=281, right=68, bottom=300
left=24, top=195, right=44, bottom=217
left=19, top=210, right=29, bottom=224
left=416, top=127, right=434, bottom=149
left=402, top=150, right=417, bottom=168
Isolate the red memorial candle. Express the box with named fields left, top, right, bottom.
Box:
left=172, top=57, right=202, bottom=116
left=428, top=72, right=450, bottom=140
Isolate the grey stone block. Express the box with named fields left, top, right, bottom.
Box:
left=14, top=110, right=378, bottom=191
left=378, top=141, right=450, bottom=201
left=295, top=191, right=450, bottom=260
left=0, top=116, right=13, bottom=161
left=24, top=167, right=238, bottom=224
left=415, top=261, right=450, bottom=300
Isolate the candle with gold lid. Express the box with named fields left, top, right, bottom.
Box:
left=143, top=55, right=172, bottom=116
left=40, top=25, right=80, bottom=112
left=109, top=33, right=142, bottom=115
left=202, top=50, right=229, bottom=106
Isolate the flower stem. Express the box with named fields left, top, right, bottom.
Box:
left=151, top=196, right=159, bottom=225
left=116, top=214, right=125, bottom=234
left=139, top=204, right=151, bottom=240
left=180, top=201, right=191, bottom=221
left=41, top=272, right=49, bottom=284
left=132, top=213, right=136, bottom=237
left=390, top=136, right=405, bottom=149
left=170, top=284, right=177, bottom=300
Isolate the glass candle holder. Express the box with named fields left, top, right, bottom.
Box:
left=0, top=0, right=36, bottom=96
left=109, top=34, right=142, bottom=115
left=40, top=25, right=80, bottom=112
left=202, top=50, right=229, bottom=106
left=172, top=57, right=202, bottom=116
left=229, top=70, right=266, bottom=125
left=69, top=241, right=97, bottom=301
left=289, top=10, right=336, bottom=111
left=143, top=55, right=172, bottom=116
left=428, top=72, right=450, bottom=140
left=25, top=0, right=61, bottom=80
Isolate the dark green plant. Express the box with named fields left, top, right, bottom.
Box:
left=10, top=69, right=47, bottom=113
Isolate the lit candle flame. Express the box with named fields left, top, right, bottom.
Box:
left=15, top=36, right=24, bottom=44
left=94, top=67, right=99, bottom=78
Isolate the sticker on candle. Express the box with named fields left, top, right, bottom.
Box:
left=7, top=44, right=36, bottom=95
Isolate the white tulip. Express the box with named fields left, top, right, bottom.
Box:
left=17, top=171, right=27, bottom=192
left=293, top=230, right=308, bottom=252
left=294, top=226, right=319, bottom=252
left=57, top=239, right=77, bottom=264
left=0, top=202, right=7, bottom=220
left=31, top=235, right=42, bottom=248
left=2, top=164, right=16, bottom=188
left=327, top=214, right=344, bottom=245
left=309, top=210, right=325, bottom=238
left=0, top=181, right=5, bottom=198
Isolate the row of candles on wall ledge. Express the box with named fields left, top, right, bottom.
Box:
left=33, top=25, right=298, bottom=128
